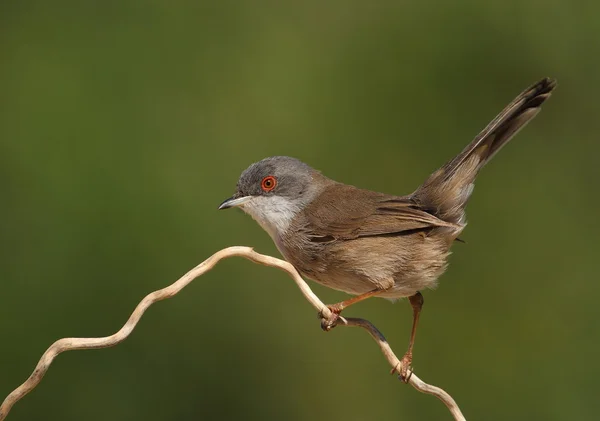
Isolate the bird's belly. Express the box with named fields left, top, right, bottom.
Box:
left=302, top=267, right=381, bottom=296
left=274, top=240, right=370, bottom=295
left=282, top=234, right=451, bottom=299
left=301, top=265, right=445, bottom=299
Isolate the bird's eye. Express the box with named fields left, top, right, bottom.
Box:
left=261, top=176, right=277, bottom=192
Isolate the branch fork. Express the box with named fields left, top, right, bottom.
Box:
left=0, top=246, right=465, bottom=421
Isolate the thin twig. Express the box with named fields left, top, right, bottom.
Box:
left=0, top=246, right=465, bottom=421
left=342, top=318, right=464, bottom=420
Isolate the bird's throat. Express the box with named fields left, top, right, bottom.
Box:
left=241, top=195, right=302, bottom=241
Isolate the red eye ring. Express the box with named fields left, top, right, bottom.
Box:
left=261, top=176, right=277, bottom=192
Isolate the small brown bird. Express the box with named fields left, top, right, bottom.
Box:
left=219, top=78, right=556, bottom=379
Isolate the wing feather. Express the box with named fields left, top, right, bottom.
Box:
left=302, top=184, right=458, bottom=242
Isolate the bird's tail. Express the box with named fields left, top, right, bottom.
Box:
left=413, top=77, right=556, bottom=225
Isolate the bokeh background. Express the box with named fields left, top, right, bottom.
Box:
left=1, top=1, right=598, bottom=420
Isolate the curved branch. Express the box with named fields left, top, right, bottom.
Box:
left=0, top=246, right=465, bottom=421
left=342, top=317, right=464, bottom=420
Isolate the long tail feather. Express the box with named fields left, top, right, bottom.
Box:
left=414, top=77, right=557, bottom=225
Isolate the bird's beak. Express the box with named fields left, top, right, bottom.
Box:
left=218, top=195, right=253, bottom=210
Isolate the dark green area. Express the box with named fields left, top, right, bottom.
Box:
left=1, top=1, right=598, bottom=420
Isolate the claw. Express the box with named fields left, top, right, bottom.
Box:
left=318, top=305, right=342, bottom=331
left=397, top=352, right=413, bottom=383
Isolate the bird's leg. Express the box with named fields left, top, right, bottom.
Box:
left=393, top=291, right=424, bottom=383
left=319, top=289, right=383, bottom=331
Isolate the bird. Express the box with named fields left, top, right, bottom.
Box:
left=219, top=77, right=556, bottom=380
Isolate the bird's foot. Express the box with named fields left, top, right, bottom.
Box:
left=318, top=303, right=344, bottom=331
left=391, top=351, right=413, bottom=383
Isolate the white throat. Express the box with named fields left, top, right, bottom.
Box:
left=241, top=195, right=301, bottom=240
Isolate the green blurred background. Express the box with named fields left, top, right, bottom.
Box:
left=1, top=1, right=598, bottom=420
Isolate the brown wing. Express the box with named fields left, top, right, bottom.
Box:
left=302, top=183, right=459, bottom=242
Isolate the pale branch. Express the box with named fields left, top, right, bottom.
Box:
left=0, top=246, right=466, bottom=421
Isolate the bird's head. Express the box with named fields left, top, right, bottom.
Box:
left=219, top=156, right=326, bottom=238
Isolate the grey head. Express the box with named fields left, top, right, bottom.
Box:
left=219, top=156, right=326, bottom=239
